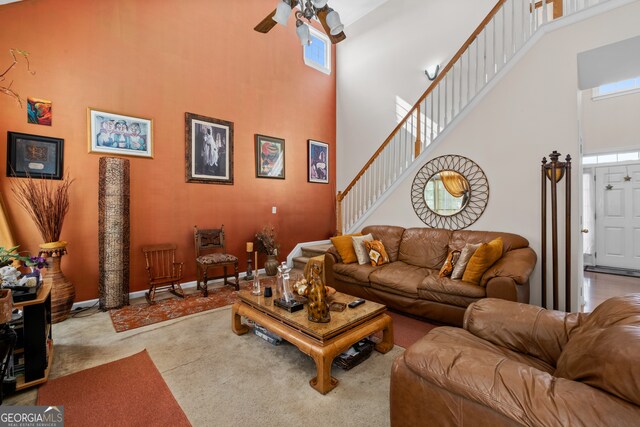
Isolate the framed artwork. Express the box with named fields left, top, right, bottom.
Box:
left=27, top=97, right=52, bottom=126
left=88, top=108, right=153, bottom=158
left=6, top=131, right=64, bottom=179
left=255, top=134, right=285, bottom=179
left=185, top=112, right=234, bottom=184
left=308, top=139, right=329, bottom=184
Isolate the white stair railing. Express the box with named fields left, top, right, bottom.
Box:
left=336, top=0, right=610, bottom=234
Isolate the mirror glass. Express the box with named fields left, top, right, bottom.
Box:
left=423, top=171, right=470, bottom=216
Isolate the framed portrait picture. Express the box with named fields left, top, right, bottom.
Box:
left=185, top=112, right=234, bottom=184
left=255, top=134, right=285, bottom=179
left=308, top=140, right=329, bottom=184
left=6, top=131, right=64, bottom=179
left=88, top=108, right=153, bottom=158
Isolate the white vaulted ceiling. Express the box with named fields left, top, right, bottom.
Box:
left=329, top=0, right=388, bottom=27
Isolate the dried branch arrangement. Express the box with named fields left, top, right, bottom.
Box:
left=0, top=48, right=35, bottom=108
left=11, top=174, right=74, bottom=243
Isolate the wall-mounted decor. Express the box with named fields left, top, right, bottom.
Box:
left=27, top=97, right=52, bottom=126
left=308, top=139, right=328, bottom=184
left=6, top=131, right=63, bottom=179
left=411, top=155, right=489, bottom=230
left=255, top=134, right=285, bottom=179
left=185, top=112, right=234, bottom=184
left=88, top=108, right=153, bottom=158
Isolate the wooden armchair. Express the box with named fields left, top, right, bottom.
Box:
left=194, top=225, right=239, bottom=296
left=142, top=244, right=185, bottom=304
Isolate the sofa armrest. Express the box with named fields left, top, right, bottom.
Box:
left=480, top=247, right=536, bottom=287
left=324, top=251, right=338, bottom=287
left=463, top=299, right=584, bottom=366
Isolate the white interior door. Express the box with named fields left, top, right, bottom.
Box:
left=595, top=164, right=640, bottom=269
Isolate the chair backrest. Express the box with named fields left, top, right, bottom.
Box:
left=142, top=244, right=178, bottom=280
left=194, top=225, right=226, bottom=257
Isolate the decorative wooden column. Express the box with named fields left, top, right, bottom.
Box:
left=541, top=151, right=572, bottom=311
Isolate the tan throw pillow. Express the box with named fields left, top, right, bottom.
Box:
left=451, top=243, right=481, bottom=280
left=462, top=238, right=504, bottom=285
left=352, top=233, right=374, bottom=265
left=439, top=250, right=461, bottom=278
left=330, top=233, right=362, bottom=264
left=365, top=240, right=389, bottom=266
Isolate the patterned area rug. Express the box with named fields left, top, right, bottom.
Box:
left=109, top=280, right=268, bottom=332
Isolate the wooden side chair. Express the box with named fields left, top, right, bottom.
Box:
left=194, top=225, right=239, bottom=296
left=142, top=244, right=185, bottom=304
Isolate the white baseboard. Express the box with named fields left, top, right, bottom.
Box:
left=71, top=269, right=266, bottom=310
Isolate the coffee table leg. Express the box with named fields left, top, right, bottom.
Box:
left=309, top=349, right=338, bottom=395
left=375, top=314, right=394, bottom=354
left=231, top=302, right=249, bottom=335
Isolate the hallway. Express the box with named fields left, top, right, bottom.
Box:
left=582, top=271, right=640, bottom=312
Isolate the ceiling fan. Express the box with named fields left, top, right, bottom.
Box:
left=254, top=0, right=346, bottom=45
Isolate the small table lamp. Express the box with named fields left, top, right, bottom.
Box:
left=245, top=242, right=254, bottom=280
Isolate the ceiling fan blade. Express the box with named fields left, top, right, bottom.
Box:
left=316, top=6, right=346, bottom=44
left=254, top=0, right=300, bottom=34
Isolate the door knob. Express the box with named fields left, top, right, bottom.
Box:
left=581, top=229, right=589, bottom=233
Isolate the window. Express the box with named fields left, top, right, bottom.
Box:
left=592, top=76, right=640, bottom=99
left=582, top=150, right=640, bottom=165
left=303, top=26, right=331, bottom=75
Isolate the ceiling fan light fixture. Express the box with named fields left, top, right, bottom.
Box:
left=296, top=20, right=311, bottom=46
left=326, top=9, right=343, bottom=35
left=310, top=0, right=328, bottom=8
left=273, top=0, right=293, bottom=26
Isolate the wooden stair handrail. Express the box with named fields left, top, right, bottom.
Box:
left=338, top=0, right=510, bottom=201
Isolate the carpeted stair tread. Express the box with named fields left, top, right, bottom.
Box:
left=300, top=243, right=332, bottom=258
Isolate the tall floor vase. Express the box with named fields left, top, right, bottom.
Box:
left=39, top=241, right=75, bottom=323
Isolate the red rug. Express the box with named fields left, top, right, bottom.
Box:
left=386, top=310, right=438, bottom=348
left=37, top=350, right=190, bottom=427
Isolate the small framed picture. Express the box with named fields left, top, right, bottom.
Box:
left=27, top=97, right=52, bottom=126
left=88, top=108, right=153, bottom=158
left=255, top=134, right=285, bottom=179
left=6, top=131, right=64, bottom=179
left=308, top=140, right=329, bottom=184
left=185, top=112, right=234, bottom=185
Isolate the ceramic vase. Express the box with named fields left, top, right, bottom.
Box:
left=40, top=241, right=75, bottom=323
left=307, top=265, right=330, bottom=323
left=264, top=254, right=278, bottom=277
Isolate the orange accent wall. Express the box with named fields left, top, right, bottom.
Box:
left=0, top=0, right=336, bottom=302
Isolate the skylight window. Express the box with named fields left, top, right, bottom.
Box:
left=303, top=26, right=331, bottom=75
left=592, top=76, right=640, bottom=99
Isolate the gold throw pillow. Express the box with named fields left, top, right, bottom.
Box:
left=365, top=240, right=389, bottom=266
left=439, top=250, right=461, bottom=278
left=330, top=233, right=362, bottom=264
left=462, top=237, right=504, bottom=285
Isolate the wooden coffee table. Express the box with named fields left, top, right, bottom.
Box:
left=232, top=289, right=394, bottom=394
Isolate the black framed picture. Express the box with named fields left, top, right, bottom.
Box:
left=6, top=131, right=64, bottom=179
left=185, top=112, right=234, bottom=184
left=308, top=139, right=328, bottom=184
left=255, top=134, right=285, bottom=179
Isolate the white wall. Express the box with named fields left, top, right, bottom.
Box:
left=339, top=1, right=640, bottom=309
left=581, top=89, right=640, bottom=153
left=336, top=0, right=496, bottom=189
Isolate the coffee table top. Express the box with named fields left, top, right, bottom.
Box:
left=237, top=289, right=386, bottom=342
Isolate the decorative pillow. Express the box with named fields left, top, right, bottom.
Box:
left=352, top=233, right=374, bottom=265
left=330, top=233, right=362, bottom=264
left=462, top=238, right=504, bottom=285
left=365, top=240, right=389, bottom=266
left=451, top=243, right=481, bottom=280
left=439, top=250, right=461, bottom=278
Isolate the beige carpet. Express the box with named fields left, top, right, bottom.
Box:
left=7, top=295, right=404, bottom=426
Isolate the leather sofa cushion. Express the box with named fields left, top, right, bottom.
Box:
left=420, top=275, right=486, bottom=298
left=397, top=228, right=450, bottom=269
left=369, top=261, right=432, bottom=298
left=449, top=230, right=529, bottom=253
left=333, top=262, right=379, bottom=284
left=555, top=294, right=640, bottom=406
left=362, top=225, right=405, bottom=262
left=333, top=272, right=371, bottom=287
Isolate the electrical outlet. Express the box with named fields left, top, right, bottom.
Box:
left=272, top=206, right=277, bottom=214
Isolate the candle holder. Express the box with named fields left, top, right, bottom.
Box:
left=245, top=256, right=254, bottom=281
left=251, top=271, right=261, bottom=296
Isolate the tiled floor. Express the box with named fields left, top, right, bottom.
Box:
left=582, top=271, right=640, bottom=312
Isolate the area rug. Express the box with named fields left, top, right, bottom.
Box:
left=109, top=281, right=256, bottom=332
left=37, top=350, right=190, bottom=427
left=385, top=310, right=438, bottom=348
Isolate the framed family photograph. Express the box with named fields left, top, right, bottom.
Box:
left=255, top=134, right=285, bottom=179
left=185, top=112, right=234, bottom=184
left=308, top=139, right=328, bottom=184
left=6, top=131, right=64, bottom=179
left=88, top=108, right=153, bottom=158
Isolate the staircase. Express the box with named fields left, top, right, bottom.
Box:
left=336, top=0, right=611, bottom=235
left=291, top=243, right=333, bottom=271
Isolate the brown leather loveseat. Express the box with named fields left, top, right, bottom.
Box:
left=391, top=295, right=640, bottom=426
left=325, top=225, right=536, bottom=326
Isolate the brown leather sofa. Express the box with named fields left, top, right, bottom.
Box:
left=325, top=225, right=536, bottom=326
left=390, top=295, right=640, bottom=426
